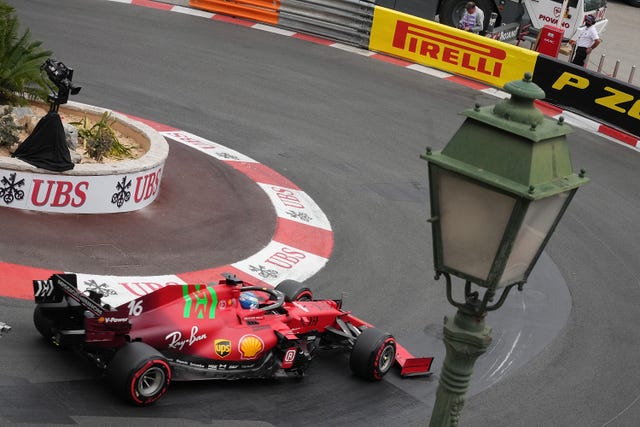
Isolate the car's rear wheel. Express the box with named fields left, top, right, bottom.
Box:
left=349, top=328, right=396, bottom=381
left=276, top=279, right=313, bottom=302
left=106, top=342, right=171, bottom=406
left=33, top=306, right=56, bottom=343
left=33, top=306, right=84, bottom=348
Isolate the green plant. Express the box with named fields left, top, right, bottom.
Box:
left=0, top=2, right=53, bottom=105
left=70, top=112, right=131, bottom=162
left=0, top=106, right=22, bottom=147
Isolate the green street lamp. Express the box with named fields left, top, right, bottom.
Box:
left=420, top=72, right=588, bottom=427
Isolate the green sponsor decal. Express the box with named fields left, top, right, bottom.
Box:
left=182, top=284, right=218, bottom=319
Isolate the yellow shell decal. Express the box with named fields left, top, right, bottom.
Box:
left=239, top=334, right=264, bottom=359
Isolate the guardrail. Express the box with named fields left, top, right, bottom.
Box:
left=533, top=55, right=640, bottom=138
left=190, top=0, right=280, bottom=24
left=186, top=0, right=639, bottom=139
left=596, top=55, right=636, bottom=85
left=279, top=0, right=374, bottom=47
left=189, top=0, right=374, bottom=46
left=366, top=7, right=639, bottom=139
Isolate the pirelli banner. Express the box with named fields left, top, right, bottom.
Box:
left=369, top=7, right=538, bottom=88
left=533, top=55, right=640, bottom=137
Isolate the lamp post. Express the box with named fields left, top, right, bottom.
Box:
left=421, top=72, right=588, bottom=427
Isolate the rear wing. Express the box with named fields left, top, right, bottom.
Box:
left=33, top=273, right=105, bottom=316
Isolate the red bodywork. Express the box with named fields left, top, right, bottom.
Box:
left=35, top=274, right=433, bottom=380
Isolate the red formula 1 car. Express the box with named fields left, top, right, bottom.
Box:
left=32, top=273, right=433, bottom=405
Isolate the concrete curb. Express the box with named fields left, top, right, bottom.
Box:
left=0, top=101, right=169, bottom=214
left=0, top=115, right=334, bottom=300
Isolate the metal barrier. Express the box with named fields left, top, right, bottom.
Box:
left=190, top=0, right=280, bottom=24
left=278, top=0, right=375, bottom=47
left=596, top=54, right=636, bottom=85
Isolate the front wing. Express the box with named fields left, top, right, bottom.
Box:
left=340, top=312, right=433, bottom=377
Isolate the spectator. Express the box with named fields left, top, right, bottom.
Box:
left=570, top=15, right=600, bottom=67
left=458, top=2, right=484, bottom=34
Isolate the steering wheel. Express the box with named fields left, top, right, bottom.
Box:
left=240, top=286, right=285, bottom=312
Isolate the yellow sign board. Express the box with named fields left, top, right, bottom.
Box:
left=369, top=7, right=538, bottom=88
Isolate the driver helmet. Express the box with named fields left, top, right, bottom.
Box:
left=239, top=292, right=259, bottom=309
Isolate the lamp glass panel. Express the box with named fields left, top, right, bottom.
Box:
left=498, top=191, right=570, bottom=286
left=437, top=169, right=517, bottom=282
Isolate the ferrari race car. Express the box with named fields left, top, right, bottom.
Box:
left=33, top=273, right=433, bottom=405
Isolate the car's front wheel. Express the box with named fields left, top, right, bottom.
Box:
left=349, top=327, right=396, bottom=381
left=106, top=342, right=171, bottom=406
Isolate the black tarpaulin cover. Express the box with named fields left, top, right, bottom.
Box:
left=12, top=111, right=74, bottom=172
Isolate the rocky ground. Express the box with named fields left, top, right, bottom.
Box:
left=0, top=103, right=144, bottom=164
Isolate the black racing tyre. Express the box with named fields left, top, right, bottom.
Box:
left=106, top=342, right=171, bottom=406
left=33, top=306, right=81, bottom=349
left=626, top=0, right=640, bottom=7
left=349, top=328, right=396, bottom=381
left=276, top=279, right=313, bottom=302
left=439, top=0, right=494, bottom=30
left=33, top=306, right=55, bottom=342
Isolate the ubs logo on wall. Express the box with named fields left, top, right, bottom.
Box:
left=0, top=173, right=25, bottom=204
left=0, top=166, right=163, bottom=213
left=112, top=176, right=132, bottom=208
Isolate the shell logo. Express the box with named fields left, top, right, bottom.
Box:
left=239, top=334, right=264, bottom=359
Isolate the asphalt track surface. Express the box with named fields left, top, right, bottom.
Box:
left=2, top=1, right=640, bottom=426
left=0, top=137, right=276, bottom=276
